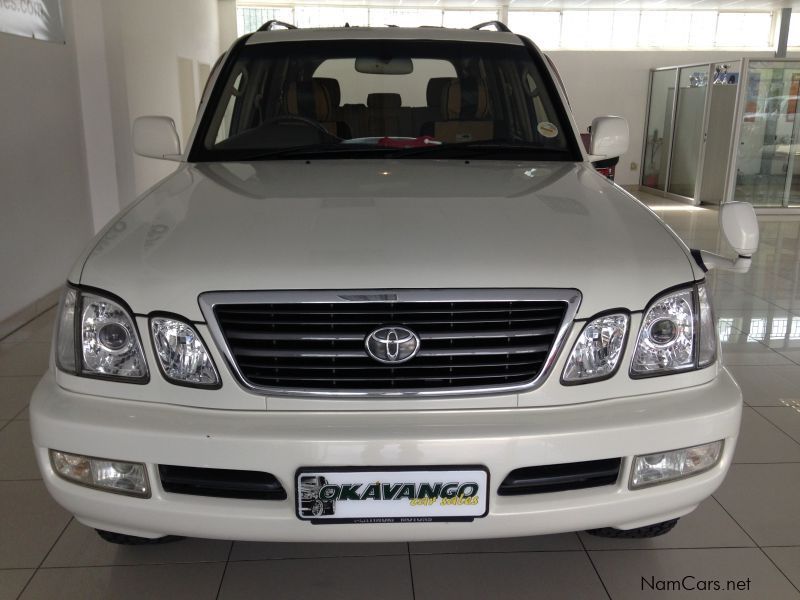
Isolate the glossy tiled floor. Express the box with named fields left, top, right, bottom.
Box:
left=2, top=191, right=800, bottom=599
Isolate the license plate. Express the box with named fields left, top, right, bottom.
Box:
left=295, top=466, right=489, bottom=524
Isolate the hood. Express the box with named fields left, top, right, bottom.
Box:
left=79, top=160, right=696, bottom=321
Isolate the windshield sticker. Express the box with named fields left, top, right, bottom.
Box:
left=537, top=122, right=559, bottom=138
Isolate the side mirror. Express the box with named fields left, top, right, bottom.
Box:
left=588, top=116, right=629, bottom=160
left=694, top=202, right=759, bottom=273
left=132, top=116, right=182, bottom=161
left=720, top=201, right=759, bottom=257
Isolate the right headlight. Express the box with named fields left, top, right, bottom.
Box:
left=562, top=313, right=629, bottom=384
left=630, top=283, right=716, bottom=378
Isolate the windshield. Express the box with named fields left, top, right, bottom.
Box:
left=190, top=39, right=579, bottom=161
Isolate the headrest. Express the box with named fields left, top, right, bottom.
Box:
left=285, top=81, right=331, bottom=121
left=367, top=93, right=402, bottom=109
left=426, top=77, right=456, bottom=108
left=442, top=78, right=490, bottom=120
left=313, top=78, right=340, bottom=108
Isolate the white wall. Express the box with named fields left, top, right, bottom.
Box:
left=113, top=0, right=221, bottom=197
left=548, top=49, right=800, bottom=186
left=0, top=0, right=94, bottom=322
left=0, top=0, right=224, bottom=323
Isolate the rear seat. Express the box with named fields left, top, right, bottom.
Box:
left=366, top=93, right=406, bottom=137
left=303, top=76, right=488, bottom=140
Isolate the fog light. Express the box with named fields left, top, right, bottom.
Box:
left=630, top=441, right=723, bottom=489
left=49, top=450, right=150, bottom=498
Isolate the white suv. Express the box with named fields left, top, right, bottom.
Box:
left=31, top=21, right=758, bottom=545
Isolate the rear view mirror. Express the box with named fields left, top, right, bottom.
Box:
left=694, top=201, right=759, bottom=273
left=132, top=116, right=182, bottom=161
left=588, top=116, right=629, bottom=160
left=355, top=57, right=413, bottom=75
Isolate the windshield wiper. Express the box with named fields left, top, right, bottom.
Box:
left=231, top=143, right=382, bottom=161
left=391, top=141, right=565, bottom=159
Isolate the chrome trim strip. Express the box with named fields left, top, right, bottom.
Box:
left=198, top=289, right=582, bottom=398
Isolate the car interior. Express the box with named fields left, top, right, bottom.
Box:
left=205, top=46, right=568, bottom=153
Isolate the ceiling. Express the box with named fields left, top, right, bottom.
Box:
left=240, top=0, right=799, bottom=8
left=502, top=0, right=792, bottom=8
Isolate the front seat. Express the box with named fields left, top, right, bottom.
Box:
left=432, top=77, right=494, bottom=143
left=286, top=80, right=350, bottom=139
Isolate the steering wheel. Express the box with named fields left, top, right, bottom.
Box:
left=261, top=115, right=340, bottom=141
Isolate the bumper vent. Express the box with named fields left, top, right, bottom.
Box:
left=158, top=465, right=287, bottom=500
left=498, top=458, right=622, bottom=496
left=206, top=291, right=574, bottom=395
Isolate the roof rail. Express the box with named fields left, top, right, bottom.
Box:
left=257, top=19, right=297, bottom=32
left=471, top=21, right=511, bottom=33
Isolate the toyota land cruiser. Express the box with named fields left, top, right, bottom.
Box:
left=30, top=20, right=758, bottom=544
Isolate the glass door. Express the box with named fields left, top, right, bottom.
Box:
left=642, top=69, right=677, bottom=191
left=734, top=60, right=800, bottom=207
left=667, top=65, right=710, bottom=199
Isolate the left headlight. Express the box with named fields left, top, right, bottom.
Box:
left=56, top=286, right=148, bottom=382
left=150, top=316, right=220, bottom=388
left=630, top=283, right=716, bottom=378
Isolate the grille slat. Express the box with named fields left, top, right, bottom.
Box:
left=229, top=344, right=551, bottom=359
left=222, top=326, right=557, bottom=342
left=213, top=297, right=567, bottom=392
left=215, top=316, right=561, bottom=327
left=215, top=306, right=562, bottom=316
left=237, top=357, right=546, bottom=371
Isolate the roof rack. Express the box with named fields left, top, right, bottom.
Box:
left=257, top=19, right=297, bottom=31
left=471, top=21, right=511, bottom=33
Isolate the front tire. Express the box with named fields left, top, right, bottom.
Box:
left=586, top=518, right=679, bottom=539
left=95, top=529, right=184, bottom=545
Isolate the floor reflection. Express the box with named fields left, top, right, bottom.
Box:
left=636, top=191, right=800, bottom=362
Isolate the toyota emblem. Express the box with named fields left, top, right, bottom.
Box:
left=364, top=326, right=420, bottom=364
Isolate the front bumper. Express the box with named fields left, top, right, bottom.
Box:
left=30, top=369, right=742, bottom=542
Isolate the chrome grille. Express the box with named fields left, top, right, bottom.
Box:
left=200, top=290, right=580, bottom=397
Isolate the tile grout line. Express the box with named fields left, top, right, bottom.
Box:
left=578, top=533, right=613, bottom=600
left=214, top=541, right=235, bottom=600
left=0, top=307, right=57, bottom=344
left=407, top=542, right=416, bottom=600
left=10, top=402, right=29, bottom=421
left=728, top=325, right=800, bottom=369
left=15, top=516, right=73, bottom=600
left=762, top=550, right=800, bottom=596
left=751, top=407, right=800, bottom=446
left=710, top=496, right=800, bottom=595
left=731, top=461, right=800, bottom=465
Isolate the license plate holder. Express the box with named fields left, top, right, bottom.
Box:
left=295, top=466, right=489, bottom=524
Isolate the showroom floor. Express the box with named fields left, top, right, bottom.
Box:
left=1, top=191, right=800, bottom=599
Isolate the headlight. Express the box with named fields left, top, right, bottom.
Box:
left=562, top=313, right=628, bottom=383
left=55, top=286, right=148, bottom=382
left=696, top=284, right=716, bottom=367
left=630, top=283, right=716, bottom=377
left=150, top=316, right=220, bottom=387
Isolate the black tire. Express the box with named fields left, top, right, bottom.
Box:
left=95, top=529, right=184, bottom=545
left=586, top=518, right=679, bottom=539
